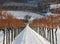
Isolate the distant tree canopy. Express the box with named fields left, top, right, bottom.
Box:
left=0, top=8, right=25, bottom=28
left=24, top=15, right=31, bottom=23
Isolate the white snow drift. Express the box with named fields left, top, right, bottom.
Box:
left=12, top=24, right=50, bottom=44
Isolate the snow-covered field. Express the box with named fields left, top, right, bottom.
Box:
left=7, top=11, right=43, bottom=19
left=50, top=4, right=60, bottom=9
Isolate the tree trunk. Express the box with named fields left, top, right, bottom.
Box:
left=13, top=29, right=14, bottom=41
left=4, top=29, right=6, bottom=44
left=55, top=29, right=57, bottom=44
left=52, top=28, right=54, bottom=44
left=10, top=30, right=11, bottom=44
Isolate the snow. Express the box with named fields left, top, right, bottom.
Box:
left=52, top=27, right=60, bottom=44
left=45, top=12, right=52, bottom=16
left=0, top=30, right=4, bottom=44
left=7, top=11, right=43, bottom=21
left=12, top=24, right=50, bottom=44
left=57, top=27, right=60, bottom=44
left=44, top=12, right=58, bottom=16
left=50, top=4, right=60, bottom=9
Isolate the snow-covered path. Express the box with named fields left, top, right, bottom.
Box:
left=12, top=25, right=50, bottom=44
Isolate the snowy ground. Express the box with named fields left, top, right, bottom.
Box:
left=12, top=25, right=50, bottom=44
left=0, top=31, right=4, bottom=44
left=56, top=28, right=60, bottom=44
left=0, top=26, right=60, bottom=44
